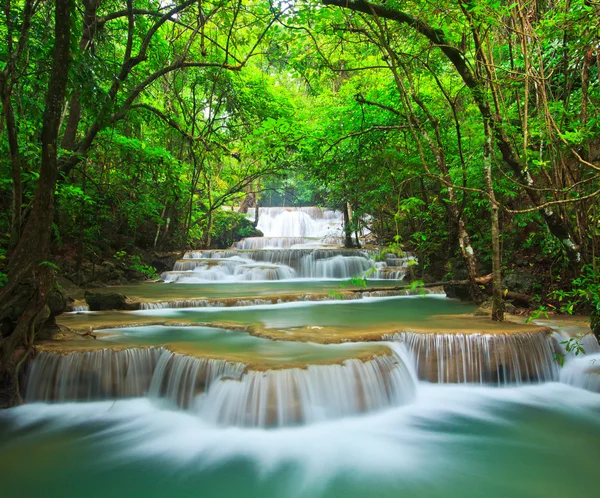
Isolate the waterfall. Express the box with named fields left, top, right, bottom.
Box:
left=559, top=353, right=600, bottom=393
left=24, top=348, right=245, bottom=407
left=384, top=332, right=559, bottom=384
left=300, top=254, right=374, bottom=279
left=23, top=346, right=416, bottom=427
left=23, top=332, right=599, bottom=428
left=164, top=247, right=385, bottom=282
left=25, top=348, right=163, bottom=402
left=551, top=330, right=600, bottom=393
left=194, top=351, right=417, bottom=427
left=139, top=294, right=363, bottom=310
left=148, top=350, right=245, bottom=408
left=253, top=207, right=344, bottom=238
left=234, top=236, right=345, bottom=250
left=158, top=207, right=412, bottom=282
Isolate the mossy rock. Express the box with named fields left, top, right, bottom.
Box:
left=85, top=291, right=138, bottom=311
left=503, top=271, right=538, bottom=296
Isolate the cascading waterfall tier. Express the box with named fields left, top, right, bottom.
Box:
left=24, top=348, right=245, bottom=407
left=24, top=346, right=416, bottom=427
left=251, top=207, right=344, bottom=238
left=234, top=236, right=345, bottom=250
left=159, top=207, right=413, bottom=282
left=553, top=331, right=600, bottom=393
left=162, top=249, right=413, bottom=283
left=385, top=332, right=559, bottom=384
left=559, top=353, right=600, bottom=392
left=23, top=332, right=599, bottom=427
left=194, top=351, right=416, bottom=427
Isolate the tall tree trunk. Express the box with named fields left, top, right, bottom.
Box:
left=343, top=201, right=354, bottom=248
left=61, top=0, right=101, bottom=152
left=484, top=120, right=504, bottom=321
left=0, top=0, right=72, bottom=406
left=204, top=208, right=213, bottom=248
left=2, top=97, right=22, bottom=249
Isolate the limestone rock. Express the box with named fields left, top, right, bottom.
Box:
left=84, top=291, right=138, bottom=311
left=503, top=271, right=538, bottom=296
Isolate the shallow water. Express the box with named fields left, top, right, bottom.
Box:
left=133, top=295, right=478, bottom=333
left=1, top=383, right=599, bottom=498
left=98, top=325, right=385, bottom=364
left=90, top=280, right=404, bottom=300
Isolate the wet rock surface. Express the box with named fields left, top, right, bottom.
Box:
left=85, top=291, right=138, bottom=311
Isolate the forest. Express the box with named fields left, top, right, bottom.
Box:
left=0, top=1, right=600, bottom=496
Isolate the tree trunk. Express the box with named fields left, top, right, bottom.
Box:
left=0, top=0, right=72, bottom=406
left=60, top=0, right=101, bottom=152
left=484, top=120, right=504, bottom=321
left=343, top=201, right=354, bottom=248
left=2, top=96, right=22, bottom=250
left=204, top=208, right=213, bottom=248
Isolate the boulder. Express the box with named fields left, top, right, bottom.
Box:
left=503, top=271, right=538, bottom=296
left=150, top=252, right=181, bottom=273
left=444, top=283, right=473, bottom=301
left=84, top=291, right=138, bottom=311
left=47, top=285, right=71, bottom=316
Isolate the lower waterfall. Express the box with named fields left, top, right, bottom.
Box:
left=22, top=330, right=596, bottom=429
left=24, top=348, right=245, bottom=406
left=23, top=347, right=417, bottom=427
left=193, top=352, right=416, bottom=427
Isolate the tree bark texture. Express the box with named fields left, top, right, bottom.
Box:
left=0, top=0, right=72, bottom=406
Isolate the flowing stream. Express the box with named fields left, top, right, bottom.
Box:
left=2, top=207, right=599, bottom=497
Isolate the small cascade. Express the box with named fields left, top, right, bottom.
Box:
left=25, top=348, right=163, bottom=401
left=148, top=350, right=246, bottom=408
left=234, top=236, right=345, bottom=250
left=385, top=332, right=558, bottom=384
left=362, top=288, right=443, bottom=298
left=551, top=330, right=600, bottom=393
left=559, top=353, right=600, bottom=393
left=302, top=255, right=374, bottom=279
left=371, top=254, right=417, bottom=280
left=551, top=330, right=600, bottom=356
left=164, top=248, right=381, bottom=282
left=24, top=348, right=245, bottom=407
left=194, top=351, right=417, bottom=427
left=139, top=294, right=363, bottom=310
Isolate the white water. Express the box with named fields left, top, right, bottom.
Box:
left=160, top=207, right=411, bottom=283
left=24, top=346, right=417, bottom=427
left=253, top=207, right=344, bottom=238
left=24, top=329, right=596, bottom=427
left=559, top=353, right=600, bottom=392
left=5, top=382, right=600, bottom=498
left=194, top=349, right=416, bottom=427
left=235, top=236, right=345, bottom=250
left=385, top=332, right=559, bottom=384
left=25, top=348, right=245, bottom=407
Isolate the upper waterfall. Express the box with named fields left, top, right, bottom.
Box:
left=251, top=207, right=344, bottom=238
left=160, top=206, right=413, bottom=282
